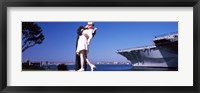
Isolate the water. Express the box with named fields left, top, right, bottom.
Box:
left=43, top=64, right=178, bottom=71
left=45, top=64, right=133, bottom=71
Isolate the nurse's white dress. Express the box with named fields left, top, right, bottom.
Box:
left=76, top=29, right=93, bottom=54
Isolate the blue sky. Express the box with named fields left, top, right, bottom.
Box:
left=22, top=22, right=178, bottom=63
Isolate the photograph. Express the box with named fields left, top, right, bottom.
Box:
left=1, top=0, right=199, bottom=92
left=22, top=22, right=178, bottom=71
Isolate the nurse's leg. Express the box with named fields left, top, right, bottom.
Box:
left=78, top=50, right=86, bottom=71
left=85, top=52, right=96, bottom=71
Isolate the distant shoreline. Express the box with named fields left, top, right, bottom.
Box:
left=22, top=61, right=132, bottom=65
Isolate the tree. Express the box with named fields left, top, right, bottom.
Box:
left=22, top=22, right=45, bottom=52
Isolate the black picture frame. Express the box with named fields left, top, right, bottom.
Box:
left=0, top=0, right=199, bottom=93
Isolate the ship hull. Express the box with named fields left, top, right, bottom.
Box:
left=117, top=46, right=178, bottom=68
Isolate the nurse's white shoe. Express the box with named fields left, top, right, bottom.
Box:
left=90, top=65, right=96, bottom=71
left=77, top=68, right=85, bottom=71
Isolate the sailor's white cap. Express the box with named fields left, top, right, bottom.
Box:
left=88, top=22, right=94, bottom=25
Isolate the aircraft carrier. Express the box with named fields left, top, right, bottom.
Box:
left=116, top=32, right=178, bottom=68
